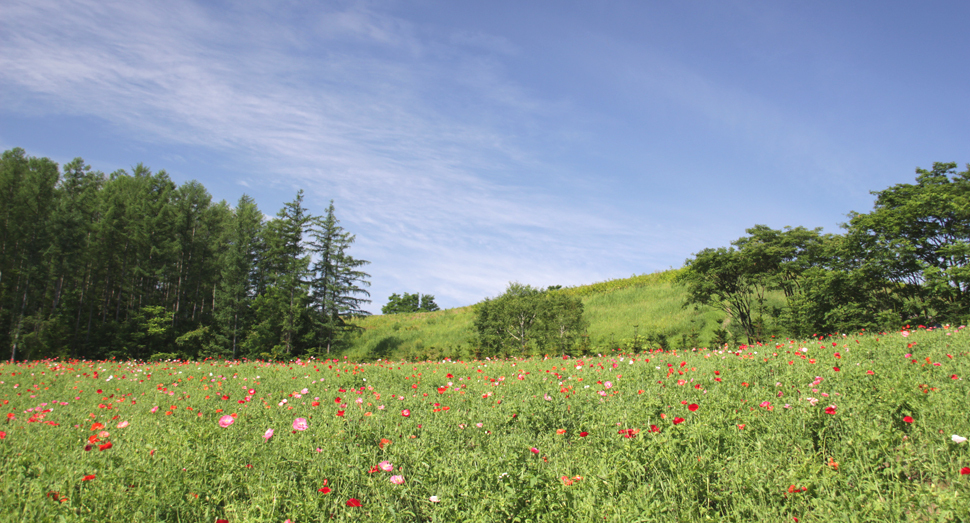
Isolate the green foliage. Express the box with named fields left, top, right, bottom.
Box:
left=474, top=282, right=588, bottom=357
left=382, top=292, right=439, bottom=314
left=0, top=149, right=371, bottom=362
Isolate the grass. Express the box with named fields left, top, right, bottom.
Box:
left=2, top=326, right=969, bottom=522
left=345, top=269, right=729, bottom=361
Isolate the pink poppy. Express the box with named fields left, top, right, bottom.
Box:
left=390, top=475, right=404, bottom=485
left=264, top=428, right=274, bottom=441
left=401, top=409, right=410, bottom=417
left=218, top=415, right=234, bottom=428
left=293, top=418, right=308, bottom=431
left=378, top=460, right=393, bottom=472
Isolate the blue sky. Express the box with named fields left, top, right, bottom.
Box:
left=2, top=0, right=968, bottom=312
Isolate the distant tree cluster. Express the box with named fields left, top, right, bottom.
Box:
left=474, top=283, right=588, bottom=357
left=0, top=148, right=371, bottom=361
left=381, top=292, right=439, bottom=314
left=679, top=162, right=970, bottom=344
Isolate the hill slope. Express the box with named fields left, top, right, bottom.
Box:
left=343, top=269, right=727, bottom=361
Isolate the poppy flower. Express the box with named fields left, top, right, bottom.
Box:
left=378, top=460, right=393, bottom=472
left=346, top=498, right=362, bottom=507
left=401, top=409, right=410, bottom=417
left=319, top=486, right=332, bottom=494
left=649, top=425, right=660, bottom=433
left=579, top=431, right=588, bottom=437
left=263, top=428, right=274, bottom=441
left=0, top=431, right=5, bottom=440
left=217, top=520, right=228, bottom=523
left=530, top=447, right=539, bottom=454
left=390, top=475, right=404, bottom=485
left=688, top=403, right=699, bottom=412
left=82, top=474, right=96, bottom=481
left=903, top=416, right=913, bottom=424
left=953, top=435, right=968, bottom=444
left=293, top=418, right=308, bottom=431
left=336, top=410, right=345, bottom=417
left=98, top=442, right=112, bottom=451
left=673, top=417, right=685, bottom=425
left=824, top=405, right=837, bottom=415
left=218, top=415, right=234, bottom=428
left=961, top=467, right=970, bottom=475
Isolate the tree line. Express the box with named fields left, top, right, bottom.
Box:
left=678, top=162, right=970, bottom=345
left=0, top=148, right=371, bottom=361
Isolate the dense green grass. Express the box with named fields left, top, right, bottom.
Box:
left=346, top=270, right=728, bottom=361
left=2, top=327, right=969, bottom=522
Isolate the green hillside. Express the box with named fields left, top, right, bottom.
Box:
left=343, top=269, right=730, bottom=361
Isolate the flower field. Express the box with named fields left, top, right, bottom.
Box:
left=2, top=327, right=969, bottom=522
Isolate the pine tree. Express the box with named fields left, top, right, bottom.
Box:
left=308, top=201, right=371, bottom=354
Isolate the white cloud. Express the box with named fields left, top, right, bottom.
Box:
left=1, top=0, right=673, bottom=311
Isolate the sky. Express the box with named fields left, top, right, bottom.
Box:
left=2, top=0, right=968, bottom=312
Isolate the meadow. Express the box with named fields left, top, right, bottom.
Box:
left=2, top=327, right=969, bottom=522
left=343, top=270, right=728, bottom=362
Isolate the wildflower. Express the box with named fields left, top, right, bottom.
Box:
left=218, top=415, right=234, bottom=428
left=530, top=447, right=539, bottom=454
left=98, top=442, right=112, bottom=451
left=673, top=417, right=685, bottom=425
left=380, top=438, right=392, bottom=449
left=346, top=498, right=362, bottom=507
left=401, top=409, right=410, bottom=417
left=336, top=410, right=344, bottom=417
left=556, top=429, right=567, bottom=434
left=952, top=435, right=967, bottom=444
left=263, top=428, right=274, bottom=441
left=116, top=421, right=129, bottom=429
left=961, top=467, right=970, bottom=475
left=579, top=431, right=588, bottom=437
left=903, top=416, right=914, bottom=424
left=737, top=424, right=745, bottom=430
left=82, top=474, right=96, bottom=481
left=429, top=496, right=440, bottom=503
left=824, top=405, right=837, bottom=415
left=292, top=418, right=308, bottom=431
left=319, top=486, right=331, bottom=494
left=390, top=475, right=404, bottom=485
left=378, top=460, right=393, bottom=472
left=561, top=475, right=574, bottom=486
left=688, top=403, right=699, bottom=412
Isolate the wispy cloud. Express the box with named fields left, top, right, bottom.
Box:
left=1, top=0, right=670, bottom=310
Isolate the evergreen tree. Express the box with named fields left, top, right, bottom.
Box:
left=308, top=201, right=371, bottom=354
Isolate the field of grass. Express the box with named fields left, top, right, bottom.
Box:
left=345, top=270, right=730, bottom=361
left=2, top=326, right=969, bottom=522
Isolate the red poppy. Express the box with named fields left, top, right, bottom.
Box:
left=217, top=520, right=228, bottom=523
left=346, top=498, right=362, bottom=507
left=961, top=467, right=970, bottom=475
left=99, top=442, right=113, bottom=451
left=673, top=417, right=685, bottom=425
left=833, top=367, right=840, bottom=372
left=579, top=431, right=588, bottom=437
left=336, top=410, right=345, bottom=417
left=401, top=409, right=410, bottom=417
left=319, top=487, right=332, bottom=494
left=903, top=416, right=913, bottom=424
left=824, top=406, right=837, bottom=415
left=82, top=474, right=96, bottom=481
left=649, top=425, right=660, bottom=433
left=688, top=403, right=699, bottom=412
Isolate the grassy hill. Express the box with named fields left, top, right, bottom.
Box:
left=343, top=269, right=729, bottom=361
